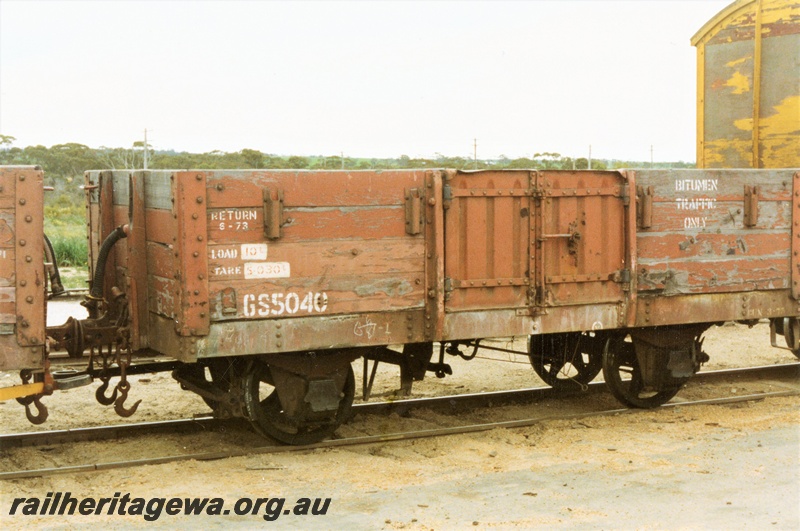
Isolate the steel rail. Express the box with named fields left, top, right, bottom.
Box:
left=2, top=389, right=797, bottom=481
left=0, top=363, right=797, bottom=480
left=2, top=362, right=797, bottom=450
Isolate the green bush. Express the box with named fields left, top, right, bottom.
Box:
left=44, top=192, right=88, bottom=268
left=48, top=233, right=88, bottom=268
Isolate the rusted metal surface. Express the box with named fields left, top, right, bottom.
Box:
left=692, top=0, right=800, bottom=168
left=425, top=171, right=447, bottom=342
left=14, top=169, right=46, bottom=350
left=794, top=172, right=800, bottom=299
left=175, top=172, right=210, bottom=336
left=0, top=166, right=45, bottom=371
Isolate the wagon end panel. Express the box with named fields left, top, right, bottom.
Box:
left=0, top=166, right=45, bottom=371
left=142, top=170, right=207, bottom=359
left=201, top=170, right=430, bottom=356
left=85, top=170, right=149, bottom=351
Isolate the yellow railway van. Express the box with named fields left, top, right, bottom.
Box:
left=693, top=0, right=800, bottom=168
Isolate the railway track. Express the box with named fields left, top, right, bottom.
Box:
left=2, top=363, right=798, bottom=480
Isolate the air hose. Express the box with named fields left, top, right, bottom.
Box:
left=43, top=233, right=65, bottom=297
left=89, top=225, right=128, bottom=300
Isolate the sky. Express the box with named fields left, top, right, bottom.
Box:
left=0, top=0, right=732, bottom=162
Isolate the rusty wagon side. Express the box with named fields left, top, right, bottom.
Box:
left=81, top=167, right=799, bottom=352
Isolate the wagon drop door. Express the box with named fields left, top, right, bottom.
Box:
left=443, top=170, right=533, bottom=313
left=536, top=171, right=629, bottom=308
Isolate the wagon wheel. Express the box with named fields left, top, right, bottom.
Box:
left=781, top=318, right=800, bottom=360
left=243, top=361, right=355, bottom=445
left=529, top=333, right=602, bottom=389
left=602, top=335, right=683, bottom=408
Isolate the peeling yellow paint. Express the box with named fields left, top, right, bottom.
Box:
left=725, top=70, right=752, bottom=94
left=734, top=117, right=754, bottom=131
left=761, top=0, right=800, bottom=25
left=704, top=138, right=754, bottom=167
left=693, top=0, right=800, bottom=46
left=760, top=95, right=800, bottom=167
left=726, top=56, right=749, bottom=67
left=760, top=95, right=800, bottom=137
left=694, top=0, right=800, bottom=167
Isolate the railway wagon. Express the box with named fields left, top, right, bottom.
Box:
left=692, top=0, right=800, bottom=168
left=2, top=164, right=800, bottom=444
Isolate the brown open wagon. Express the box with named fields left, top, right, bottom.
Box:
left=3, top=164, right=799, bottom=443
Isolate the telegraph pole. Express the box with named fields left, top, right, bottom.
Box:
left=650, top=145, right=654, bottom=168
left=588, top=144, right=592, bottom=170
left=474, top=138, right=478, bottom=170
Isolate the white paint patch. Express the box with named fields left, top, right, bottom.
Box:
left=244, top=262, right=290, bottom=279
left=241, top=243, right=267, bottom=261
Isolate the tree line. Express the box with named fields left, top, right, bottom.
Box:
left=0, top=136, right=694, bottom=185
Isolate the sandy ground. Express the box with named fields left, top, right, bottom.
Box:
left=1, top=301, right=798, bottom=529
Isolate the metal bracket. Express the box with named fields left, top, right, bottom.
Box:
left=13, top=168, right=45, bottom=349
left=743, top=185, right=759, bottom=228
left=612, top=268, right=632, bottom=284
left=263, top=188, right=284, bottom=240
left=220, top=287, right=238, bottom=315
left=793, top=173, right=800, bottom=300
left=176, top=172, right=210, bottom=337
left=443, top=184, right=453, bottom=203
left=443, top=277, right=454, bottom=301
left=636, top=185, right=654, bottom=229
left=405, top=188, right=423, bottom=235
